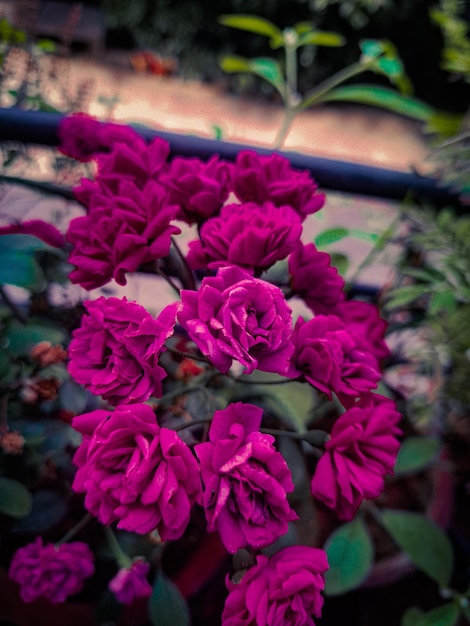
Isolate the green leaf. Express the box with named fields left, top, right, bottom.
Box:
left=394, top=437, right=441, bottom=476
left=379, top=510, right=453, bottom=587
left=414, top=603, right=460, bottom=626
left=349, top=229, right=379, bottom=244
left=297, top=31, right=345, bottom=48
left=376, top=56, right=404, bottom=77
left=384, top=285, right=429, bottom=310
left=149, top=571, right=190, bottom=626
left=11, top=489, right=68, bottom=533
left=0, top=477, right=33, bottom=518
left=35, top=38, right=57, bottom=52
left=219, top=55, right=252, bottom=74
left=428, top=291, right=457, bottom=315
left=360, top=39, right=386, bottom=59
left=314, top=227, right=350, bottom=248
left=329, top=252, right=349, bottom=276
left=324, top=515, right=374, bottom=595
left=248, top=57, right=285, bottom=94
left=425, top=112, right=464, bottom=138
left=218, top=14, right=282, bottom=41
left=317, top=86, right=434, bottom=122
left=0, top=234, right=56, bottom=290
left=402, top=607, right=425, bottom=626
left=219, top=55, right=286, bottom=97
left=5, top=321, right=67, bottom=356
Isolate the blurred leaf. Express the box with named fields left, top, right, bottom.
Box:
left=379, top=510, right=453, bottom=587
left=0, top=349, right=10, bottom=380
left=316, top=85, right=434, bottom=122
left=218, top=14, right=282, bottom=41
left=59, top=380, right=90, bottom=415
left=425, top=111, right=464, bottom=138
left=11, top=489, right=68, bottom=533
left=297, top=31, right=345, bottom=47
left=428, top=291, right=457, bottom=315
left=394, top=437, right=441, bottom=476
left=402, top=607, right=425, bottom=626
left=360, top=39, right=386, bottom=59
left=220, top=55, right=285, bottom=97
left=95, top=589, right=123, bottom=624
left=149, top=570, right=190, bottom=626
left=212, top=125, right=223, bottom=140
left=0, top=477, right=32, bottom=518
left=314, top=227, right=349, bottom=248
left=0, top=234, right=57, bottom=290
left=413, top=603, right=459, bottom=626
left=324, top=515, right=374, bottom=595
left=384, top=285, right=429, bottom=310
left=329, top=252, right=349, bottom=276
left=249, top=57, right=285, bottom=94
left=5, top=321, right=66, bottom=356
left=35, top=38, right=57, bottom=52
left=349, top=229, right=379, bottom=244
left=219, top=55, right=252, bottom=73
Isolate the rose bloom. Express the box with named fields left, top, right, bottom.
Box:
left=195, top=403, right=297, bottom=553
left=95, top=135, right=170, bottom=190
left=336, top=299, right=390, bottom=365
left=68, top=297, right=178, bottom=405
left=160, top=155, right=233, bottom=223
left=108, top=559, right=152, bottom=605
left=72, top=403, right=202, bottom=538
left=288, top=315, right=381, bottom=408
left=222, top=546, right=328, bottom=626
left=288, top=243, right=345, bottom=315
left=187, top=202, right=302, bottom=274
left=58, top=114, right=141, bottom=162
left=311, top=395, right=402, bottom=520
left=178, top=265, right=294, bottom=375
left=67, top=180, right=181, bottom=289
left=9, top=538, right=94, bottom=603
left=232, top=150, right=325, bottom=220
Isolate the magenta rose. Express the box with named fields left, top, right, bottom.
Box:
left=68, top=297, right=178, bottom=405
left=58, top=114, right=141, bottom=162
left=311, top=395, right=402, bottom=520
left=160, top=155, right=233, bottom=223
left=288, top=242, right=345, bottom=315
left=288, top=315, right=381, bottom=407
left=232, top=150, right=325, bottom=220
left=178, top=265, right=294, bottom=375
left=9, top=538, right=94, bottom=603
left=195, top=402, right=297, bottom=553
left=187, top=202, right=302, bottom=274
left=222, top=545, right=328, bottom=625
left=72, top=403, right=202, bottom=538
left=336, top=300, right=390, bottom=365
left=67, top=180, right=181, bottom=289
left=95, top=135, right=170, bottom=190
left=108, top=559, right=152, bottom=605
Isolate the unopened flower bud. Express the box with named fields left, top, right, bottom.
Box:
left=30, top=342, right=67, bottom=367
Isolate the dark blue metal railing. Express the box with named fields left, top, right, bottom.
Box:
left=0, top=107, right=464, bottom=211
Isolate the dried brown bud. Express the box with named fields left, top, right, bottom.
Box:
left=0, top=431, right=25, bottom=455
left=32, top=378, right=61, bottom=401
left=30, top=341, right=67, bottom=367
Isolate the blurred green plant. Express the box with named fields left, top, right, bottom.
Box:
left=218, top=14, right=462, bottom=147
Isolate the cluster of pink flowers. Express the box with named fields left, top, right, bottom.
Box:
left=8, top=115, right=401, bottom=623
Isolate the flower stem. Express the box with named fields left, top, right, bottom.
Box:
left=56, top=512, right=93, bottom=545
left=232, top=375, right=296, bottom=385
left=155, top=265, right=181, bottom=295
left=104, top=525, right=132, bottom=569
left=164, top=345, right=210, bottom=363
left=173, top=418, right=213, bottom=432
left=261, top=428, right=329, bottom=446
left=171, top=236, right=196, bottom=291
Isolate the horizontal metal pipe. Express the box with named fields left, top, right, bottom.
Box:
left=0, top=106, right=463, bottom=210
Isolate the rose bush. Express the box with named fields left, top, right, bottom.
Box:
left=2, top=115, right=407, bottom=624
